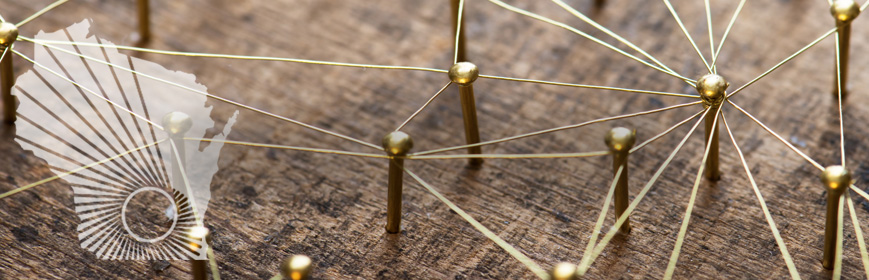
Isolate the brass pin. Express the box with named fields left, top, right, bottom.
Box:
left=449, top=62, right=483, bottom=166
left=187, top=226, right=210, bottom=280
left=605, top=127, right=636, bottom=233
left=0, top=22, right=19, bottom=124
left=383, top=131, right=413, bottom=234
left=450, top=0, right=467, bottom=63
left=280, top=255, right=313, bottom=280
left=134, top=0, right=151, bottom=45
left=830, top=0, right=860, bottom=98
left=696, top=74, right=728, bottom=181
left=821, top=165, right=851, bottom=269
left=550, top=262, right=578, bottom=280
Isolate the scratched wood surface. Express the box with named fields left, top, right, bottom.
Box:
left=3, top=0, right=869, bottom=279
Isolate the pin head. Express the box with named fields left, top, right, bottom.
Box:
left=162, top=112, right=193, bottom=137
left=186, top=226, right=209, bottom=251
left=0, top=22, right=18, bottom=47
left=448, top=62, right=479, bottom=85
left=550, top=262, right=578, bottom=280
left=696, top=74, right=729, bottom=108
left=280, top=255, right=312, bottom=280
left=831, top=0, right=861, bottom=23
left=821, top=165, right=852, bottom=194
left=382, top=131, right=413, bottom=156
left=604, top=127, right=636, bottom=152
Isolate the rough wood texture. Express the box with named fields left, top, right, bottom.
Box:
left=3, top=0, right=869, bottom=279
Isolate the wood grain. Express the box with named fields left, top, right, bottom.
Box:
left=3, top=0, right=869, bottom=279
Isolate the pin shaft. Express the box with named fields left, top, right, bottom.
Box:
left=833, top=21, right=851, bottom=97
left=459, top=84, right=483, bottom=166
left=704, top=112, right=720, bottom=180
left=612, top=150, right=630, bottom=233
left=137, top=0, right=151, bottom=44
left=822, top=190, right=843, bottom=269
left=1, top=48, right=14, bottom=123
left=386, top=158, right=404, bottom=233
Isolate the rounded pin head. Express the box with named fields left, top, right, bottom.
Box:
left=831, top=0, right=861, bottom=22
left=695, top=74, right=729, bottom=107
left=550, top=262, right=578, bottom=280
left=382, top=131, right=413, bottom=156
left=280, top=255, right=312, bottom=280
left=821, top=165, right=852, bottom=194
left=448, top=62, right=479, bottom=85
left=186, top=226, right=209, bottom=251
left=0, top=22, right=19, bottom=47
left=604, top=127, right=636, bottom=152
left=162, top=112, right=193, bottom=137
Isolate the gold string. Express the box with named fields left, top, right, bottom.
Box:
left=577, top=165, right=623, bottom=272
left=705, top=0, right=716, bottom=73
left=846, top=191, right=869, bottom=278
left=631, top=110, right=704, bottom=153
left=835, top=33, right=846, bottom=167
left=404, top=168, right=549, bottom=279
left=578, top=107, right=710, bottom=274
left=663, top=105, right=722, bottom=279
left=169, top=140, right=203, bottom=227
left=407, top=151, right=609, bottom=160
left=454, top=0, right=465, bottom=64
left=550, top=0, right=692, bottom=86
left=24, top=37, right=448, bottom=74
left=413, top=101, right=701, bottom=156
left=12, top=49, right=165, bottom=130
left=0, top=139, right=164, bottom=199
left=662, top=0, right=713, bottom=73
left=728, top=101, right=824, bottom=170
left=396, top=82, right=452, bottom=131
left=728, top=28, right=837, bottom=99
left=16, top=0, right=69, bottom=27
left=712, top=0, right=746, bottom=72
left=23, top=38, right=383, bottom=151
left=478, top=74, right=698, bottom=98
left=487, top=0, right=695, bottom=84
left=722, top=114, right=800, bottom=279
left=207, top=244, right=221, bottom=280
left=188, top=138, right=388, bottom=159
left=834, top=193, right=844, bottom=279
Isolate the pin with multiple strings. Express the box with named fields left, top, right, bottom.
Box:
left=0, top=22, right=18, bottom=123
left=821, top=165, right=851, bottom=269
left=696, top=74, right=728, bottom=181
left=382, top=131, right=413, bottom=234
left=280, top=255, right=313, bottom=280
left=449, top=62, right=484, bottom=166
left=605, top=127, right=635, bottom=233
left=830, top=0, right=860, bottom=99
left=450, top=0, right=484, bottom=167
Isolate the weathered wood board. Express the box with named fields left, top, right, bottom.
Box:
left=3, top=0, right=869, bottom=279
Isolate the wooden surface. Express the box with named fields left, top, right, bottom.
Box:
left=3, top=0, right=869, bottom=279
